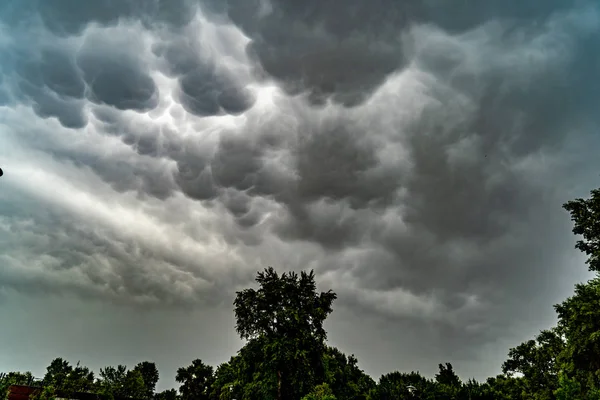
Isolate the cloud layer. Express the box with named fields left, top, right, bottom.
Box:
left=1, top=0, right=599, bottom=382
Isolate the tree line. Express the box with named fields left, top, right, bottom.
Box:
left=2, top=186, right=600, bottom=400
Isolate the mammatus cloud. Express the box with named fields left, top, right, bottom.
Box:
left=1, top=0, right=599, bottom=383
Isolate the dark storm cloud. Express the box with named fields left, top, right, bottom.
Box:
left=0, top=0, right=199, bottom=35
left=7, top=47, right=87, bottom=128
left=152, top=35, right=256, bottom=117
left=76, top=30, right=159, bottom=112
left=176, top=68, right=254, bottom=117
left=182, top=0, right=600, bottom=329
left=225, top=0, right=407, bottom=106
left=222, top=0, right=582, bottom=107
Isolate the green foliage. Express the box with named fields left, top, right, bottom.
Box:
left=233, top=267, right=336, bottom=400
left=554, top=371, right=581, bottom=400
left=0, top=372, right=33, bottom=400
left=97, top=364, right=151, bottom=399
left=155, top=389, right=179, bottom=400
left=321, top=347, right=374, bottom=400
left=46, top=358, right=95, bottom=393
left=301, top=383, right=336, bottom=400
left=554, top=278, right=600, bottom=387
left=563, top=188, right=600, bottom=272
left=435, top=363, right=461, bottom=388
left=133, top=362, right=159, bottom=399
left=484, top=375, right=527, bottom=400
left=176, top=359, right=214, bottom=400
left=502, top=329, right=564, bottom=398
left=371, top=370, right=430, bottom=400
left=31, top=386, right=57, bottom=400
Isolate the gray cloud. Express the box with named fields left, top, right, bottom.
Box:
left=77, top=28, right=159, bottom=112
left=0, top=0, right=199, bottom=36
left=1, top=0, right=599, bottom=386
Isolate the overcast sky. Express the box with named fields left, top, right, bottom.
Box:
left=1, top=0, right=599, bottom=391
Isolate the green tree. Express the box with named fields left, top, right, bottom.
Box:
left=301, top=383, right=336, bottom=400
left=435, top=363, right=461, bottom=388
left=458, top=378, right=492, bottom=400
left=97, top=365, right=147, bottom=399
left=372, top=371, right=429, bottom=400
left=233, top=267, right=337, bottom=400
left=554, top=371, right=581, bottom=400
left=97, top=364, right=127, bottom=397
left=554, top=278, right=600, bottom=393
left=39, top=359, right=95, bottom=398
left=122, top=369, right=147, bottom=399
left=321, top=347, right=374, bottom=400
left=209, top=355, right=244, bottom=400
left=176, top=359, right=214, bottom=400
left=1, top=371, right=33, bottom=400
left=502, top=329, right=563, bottom=399
left=555, top=187, right=600, bottom=395
left=563, top=188, right=600, bottom=273
left=155, top=389, right=179, bottom=400
left=484, top=375, right=527, bottom=400
left=434, top=363, right=461, bottom=399
left=43, top=359, right=72, bottom=389
left=133, top=362, right=159, bottom=399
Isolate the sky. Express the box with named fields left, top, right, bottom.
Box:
left=0, top=0, right=599, bottom=391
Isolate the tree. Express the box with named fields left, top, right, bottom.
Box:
left=133, top=362, right=159, bottom=399
left=43, top=358, right=72, bottom=389
left=554, top=278, right=600, bottom=393
left=301, top=383, right=336, bottom=400
left=39, top=358, right=95, bottom=398
left=435, top=363, right=461, bottom=388
left=0, top=372, right=34, bottom=400
left=233, top=267, right=337, bottom=400
left=563, top=188, right=600, bottom=272
left=434, top=363, right=461, bottom=399
left=554, top=371, right=581, bottom=400
left=556, top=187, right=600, bottom=395
left=484, top=375, right=527, bottom=400
left=122, top=370, right=147, bottom=399
left=176, top=359, right=214, bottom=400
left=321, top=347, right=374, bottom=400
left=372, top=371, right=430, bottom=400
left=155, top=389, right=179, bottom=400
left=97, top=365, right=146, bottom=399
left=98, top=364, right=127, bottom=397
left=502, top=329, right=563, bottom=399
left=208, top=359, right=238, bottom=400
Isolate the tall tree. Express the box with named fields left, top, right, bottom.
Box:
left=98, top=364, right=127, bottom=396
left=97, top=365, right=147, bottom=399
left=557, top=187, right=600, bottom=395
left=43, top=358, right=71, bottom=389
left=42, top=359, right=95, bottom=396
left=176, top=359, right=214, bottom=400
left=435, top=363, right=461, bottom=388
left=435, top=363, right=461, bottom=399
left=233, top=267, right=337, bottom=400
left=133, top=362, right=159, bottom=399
